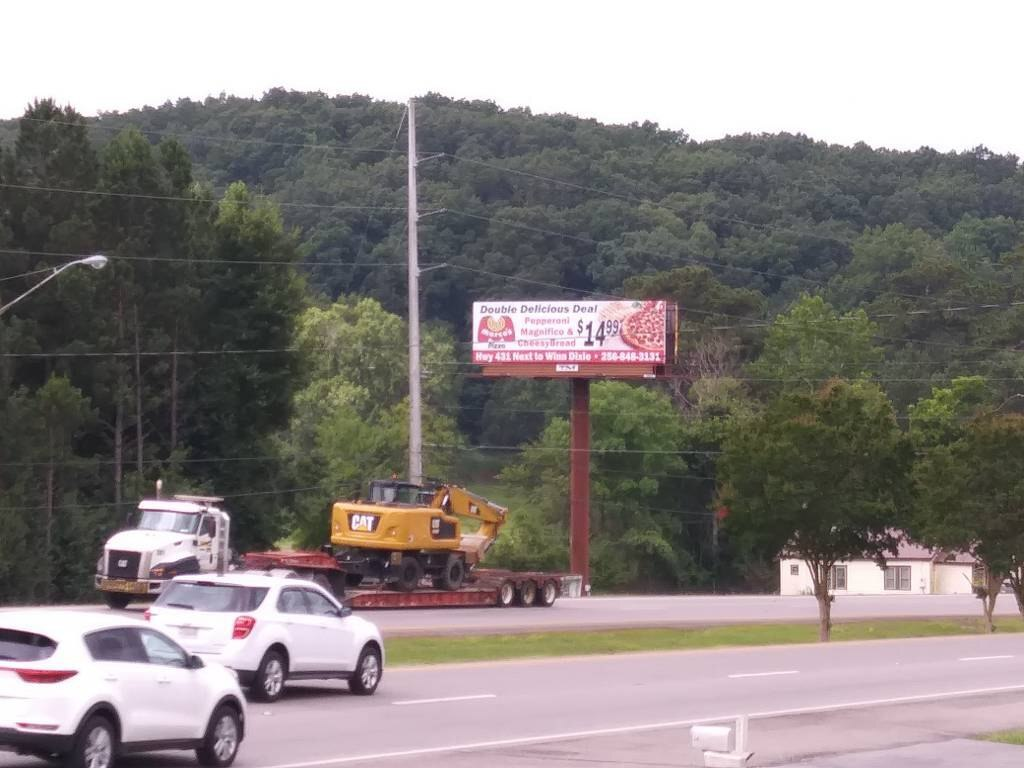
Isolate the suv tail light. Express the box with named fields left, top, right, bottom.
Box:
left=232, top=616, right=256, bottom=639
left=1, top=668, right=78, bottom=684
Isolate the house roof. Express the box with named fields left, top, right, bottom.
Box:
left=781, top=532, right=976, bottom=564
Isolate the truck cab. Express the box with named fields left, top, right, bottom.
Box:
left=95, top=494, right=231, bottom=609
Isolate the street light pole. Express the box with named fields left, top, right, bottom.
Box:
left=0, top=255, right=108, bottom=317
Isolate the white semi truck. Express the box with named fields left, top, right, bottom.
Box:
left=95, top=494, right=232, bottom=609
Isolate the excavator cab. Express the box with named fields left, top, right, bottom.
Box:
left=366, top=479, right=424, bottom=505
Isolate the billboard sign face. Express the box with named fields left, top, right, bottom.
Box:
left=472, top=300, right=668, bottom=366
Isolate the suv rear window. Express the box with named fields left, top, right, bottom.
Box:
left=0, top=628, right=58, bottom=661
left=155, top=581, right=269, bottom=612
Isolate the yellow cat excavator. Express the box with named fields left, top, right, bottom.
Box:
left=328, top=480, right=508, bottom=592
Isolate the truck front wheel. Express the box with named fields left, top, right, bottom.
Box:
left=102, top=592, right=131, bottom=610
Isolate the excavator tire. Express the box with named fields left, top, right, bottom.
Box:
left=437, top=556, right=466, bottom=591
left=517, top=580, right=538, bottom=606
left=393, top=556, right=423, bottom=592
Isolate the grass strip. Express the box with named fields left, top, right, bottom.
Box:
left=981, top=729, right=1024, bottom=746
left=386, top=617, right=1024, bottom=666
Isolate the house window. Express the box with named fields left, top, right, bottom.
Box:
left=829, top=565, right=847, bottom=590
left=790, top=564, right=799, bottom=576
left=884, top=565, right=912, bottom=591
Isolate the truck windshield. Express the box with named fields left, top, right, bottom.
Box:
left=137, top=510, right=200, bottom=534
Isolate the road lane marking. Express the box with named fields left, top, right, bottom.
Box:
left=393, top=694, right=497, bottom=706
left=958, top=655, right=1014, bottom=662
left=254, top=683, right=1024, bottom=768
left=728, top=670, right=799, bottom=679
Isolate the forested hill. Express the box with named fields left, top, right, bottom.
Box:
left=86, top=89, right=1023, bottom=327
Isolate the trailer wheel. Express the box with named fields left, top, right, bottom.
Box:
left=497, top=580, right=516, bottom=607
left=437, top=556, right=465, bottom=591
left=536, top=580, right=558, bottom=607
left=392, top=557, right=423, bottom=592
left=517, top=580, right=538, bottom=606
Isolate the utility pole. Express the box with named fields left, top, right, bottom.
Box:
left=407, top=98, right=423, bottom=485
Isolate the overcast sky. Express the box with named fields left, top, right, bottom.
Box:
left=5, top=0, right=1022, bottom=156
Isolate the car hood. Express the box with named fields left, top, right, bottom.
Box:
left=106, top=529, right=193, bottom=553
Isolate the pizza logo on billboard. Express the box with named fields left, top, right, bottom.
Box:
left=477, top=315, right=516, bottom=342
left=620, top=300, right=666, bottom=353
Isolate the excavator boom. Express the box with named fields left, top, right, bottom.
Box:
left=432, top=485, right=508, bottom=565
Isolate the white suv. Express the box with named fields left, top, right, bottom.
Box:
left=147, top=572, right=384, bottom=702
left=0, top=610, right=245, bottom=768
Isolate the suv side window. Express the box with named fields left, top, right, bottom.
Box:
left=277, top=588, right=309, bottom=615
left=139, top=629, right=188, bottom=668
left=304, top=589, right=340, bottom=617
left=85, top=628, right=148, bottom=663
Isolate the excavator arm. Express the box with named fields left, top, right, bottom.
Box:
left=431, top=485, right=508, bottom=566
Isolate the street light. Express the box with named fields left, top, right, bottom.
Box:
left=0, top=254, right=108, bottom=317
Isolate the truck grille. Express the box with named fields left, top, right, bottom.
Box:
left=107, top=550, right=141, bottom=579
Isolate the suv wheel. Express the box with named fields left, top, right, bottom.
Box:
left=252, top=650, right=287, bottom=702
left=197, top=704, right=241, bottom=767
left=348, top=645, right=382, bottom=695
left=68, top=714, right=115, bottom=768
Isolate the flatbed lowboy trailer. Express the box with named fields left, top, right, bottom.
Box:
left=241, top=550, right=570, bottom=608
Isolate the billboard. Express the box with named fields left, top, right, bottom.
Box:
left=472, top=300, right=670, bottom=366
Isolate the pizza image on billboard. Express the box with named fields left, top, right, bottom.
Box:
left=619, top=301, right=666, bottom=352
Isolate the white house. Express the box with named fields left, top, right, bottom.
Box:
left=779, top=540, right=977, bottom=596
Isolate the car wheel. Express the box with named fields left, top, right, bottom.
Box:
left=197, top=704, right=241, bottom=767
left=102, top=593, right=131, bottom=610
left=68, top=714, right=116, bottom=768
left=348, top=645, right=382, bottom=696
left=252, top=650, right=287, bottom=702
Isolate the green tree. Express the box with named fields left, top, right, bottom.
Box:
left=718, top=380, right=912, bottom=640
left=747, top=295, right=881, bottom=395
left=913, top=415, right=1024, bottom=629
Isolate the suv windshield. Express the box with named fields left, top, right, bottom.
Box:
left=156, top=581, right=269, bottom=612
left=137, top=509, right=200, bottom=534
left=0, top=628, right=57, bottom=661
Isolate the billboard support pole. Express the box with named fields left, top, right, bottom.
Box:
left=407, top=98, right=423, bottom=485
left=570, top=377, right=591, bottom=592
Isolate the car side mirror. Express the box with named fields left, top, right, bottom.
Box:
left=339, top=606, right=353, bottom=618
left=187, top=654, right=205, bottom=670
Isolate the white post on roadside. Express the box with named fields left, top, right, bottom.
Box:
left=406, top=98, right=423, bottom=486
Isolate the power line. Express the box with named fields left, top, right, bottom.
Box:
left=0, top=182, right=405, bottom=214
left=0, top=484, right=331, bottom=513
left=0, top=247, right=409, bottom=270
left=16, top=115, right=408, bottom=157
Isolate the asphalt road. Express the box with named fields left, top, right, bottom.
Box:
left=4, top=632, right=1024, bottom=767
left=365, top=593, right=1018, bottom=636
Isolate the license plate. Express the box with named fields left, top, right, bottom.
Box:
left=101, top=578, right=147, bottom=594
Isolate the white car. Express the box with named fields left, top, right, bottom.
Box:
left=147, top=572, right=384, bottom=702
left=0, top=610, right=245, bottom=768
